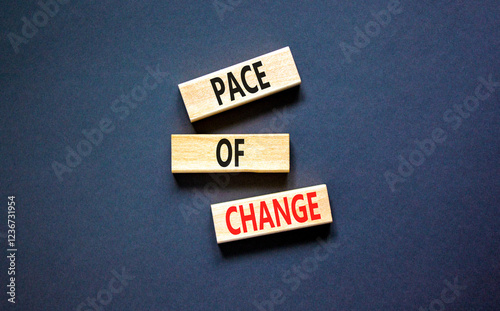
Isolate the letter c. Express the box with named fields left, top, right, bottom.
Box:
left=226, top=206, right=241, bottom=235
left=240, top=65, right=258, bottom=93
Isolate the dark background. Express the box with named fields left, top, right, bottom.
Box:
left=1, top=0, right=499, bottom=310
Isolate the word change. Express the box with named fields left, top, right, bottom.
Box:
left=211, top=184, right=332, bottom=243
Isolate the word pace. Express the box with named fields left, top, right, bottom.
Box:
left=210, top=61, right=270, bottom=106
left=211, top=185, right=332, bottom=243
left=178, top=47, right=301, bottom=122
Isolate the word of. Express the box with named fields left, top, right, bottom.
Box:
left=216, top=138, right=245, bottom=167
left=171, top=134, right=289, bottom=173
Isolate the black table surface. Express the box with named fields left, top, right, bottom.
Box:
left=1, top=1, right=499, bottom=310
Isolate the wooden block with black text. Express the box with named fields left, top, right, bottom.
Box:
left=178, top=47, right=301, bottom=122
left=211, top=184, right=332, bottom=243
left=171, top=134, right=289, bottom=173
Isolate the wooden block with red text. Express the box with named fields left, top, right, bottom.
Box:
left=178, top=47, right=301, bottom=122
left=171, top=134, right=289, bottom=173
left=211, top=184, right=332, bottom=243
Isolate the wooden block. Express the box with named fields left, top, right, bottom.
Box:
left=171, top=134, right=289, bottom=173
left=211, top=184, right=332, bottom=243
left=179, top=47, right=301, bottom=122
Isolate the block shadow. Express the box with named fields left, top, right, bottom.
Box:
left=173, top=172, right=289, bottom=190
left=173, top=142, right=296, bottom=190
left=218, top=222, right=336, bottom=258
left=215, top=179, right=338, bottom=257
left=179, top=85, right=302, bottom=133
